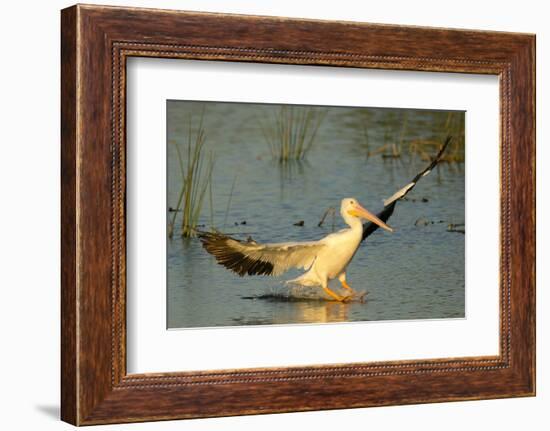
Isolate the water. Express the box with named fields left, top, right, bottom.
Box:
left=167, top=101, right=465, bottom=328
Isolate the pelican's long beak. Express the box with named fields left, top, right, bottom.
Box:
left=348, top=203, right=393, bottom=232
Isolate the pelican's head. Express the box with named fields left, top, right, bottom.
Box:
left=341, top=198, right=393, bottom=232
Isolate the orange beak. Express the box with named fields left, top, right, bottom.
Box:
left=348, top=203, right=393, bottom=232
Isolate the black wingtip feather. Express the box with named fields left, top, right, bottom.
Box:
left=361, top=136, right=452, bottom=242
left=198, top=231, right=275, bottom=277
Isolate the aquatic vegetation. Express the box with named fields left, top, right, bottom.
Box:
left=317, top=206, right=336, bottom=231
left=408, top=112, right=465, bottom=163
left=367, top=111, right=407, bottom=159
left=222, top=173, right=238, bottom=229
left=364, top=110, right=465, bottom=163
left=168, top=113, right=215, bottom=238
left=260, top=106, right=326, bottom=162
left=443, top=111, right=466, bottom=162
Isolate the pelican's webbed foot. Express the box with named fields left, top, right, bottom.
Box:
left=340, top=279, right=358, bottom=295
left=322, top=286, right=352, bottom=302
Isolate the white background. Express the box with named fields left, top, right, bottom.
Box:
left=127, top=60, right=499, bottom=373
left=0, top=0, right=547, bottom=430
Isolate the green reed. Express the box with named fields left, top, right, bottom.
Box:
left=260, top=106, right=326, bottom=162
left=168, top=113, right=215, bottom=238
left=222, top=173, right=238, bottom=229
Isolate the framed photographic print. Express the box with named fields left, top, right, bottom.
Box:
left=61, top=4, right=535, bottom=425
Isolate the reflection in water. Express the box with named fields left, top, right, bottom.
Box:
left=233, top=298, right=351, bottom=326
left=276, top=160, right=310, bottom=198
left=166, top=101, right=465, bottom=329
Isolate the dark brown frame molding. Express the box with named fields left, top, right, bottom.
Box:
left=61, top=4, right=536, bottom=425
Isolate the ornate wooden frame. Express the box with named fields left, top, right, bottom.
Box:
left=61, top=4, right=535, bottom=425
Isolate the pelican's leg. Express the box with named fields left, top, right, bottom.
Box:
left=338, top=272, right=356, bottom=294
left=322, top=286, right=347, bottom=302
left=322, top=279, right=351, bottom=302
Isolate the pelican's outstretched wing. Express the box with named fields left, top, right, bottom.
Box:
left=362, top=136, right=453, bottom=242
left=199, top=232, right=325, bottom=277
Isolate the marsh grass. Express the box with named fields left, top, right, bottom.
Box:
left=222, top=173, right=238, bottom=229
left=367, top=111, right=407, bottom=159
left=260, top=106, right=326, bottom=162
left=364, top=111, right=465, bottom=164
left=409, top=112, right=465, bottom=163
left=168, top=113, right=215, bottom=238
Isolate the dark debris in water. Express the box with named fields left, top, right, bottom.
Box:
left=403, top=197, right=430, bottom=203
left=415, top=217, right=430, bottom=227
left=414, top=218, right=465, bottom=234
left=447, top=223, right=465, bottom=234
left=414, top=217, right=447, bottom=227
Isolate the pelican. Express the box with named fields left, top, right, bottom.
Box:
left=199, top=137, right=452, bottom=302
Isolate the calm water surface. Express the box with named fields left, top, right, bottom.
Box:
left=167, top=101, right=465, bottom=328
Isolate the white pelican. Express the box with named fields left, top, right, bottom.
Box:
left=199, top=137, right=452, bottom=302
left=201, top=199, right=391, bottom=301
